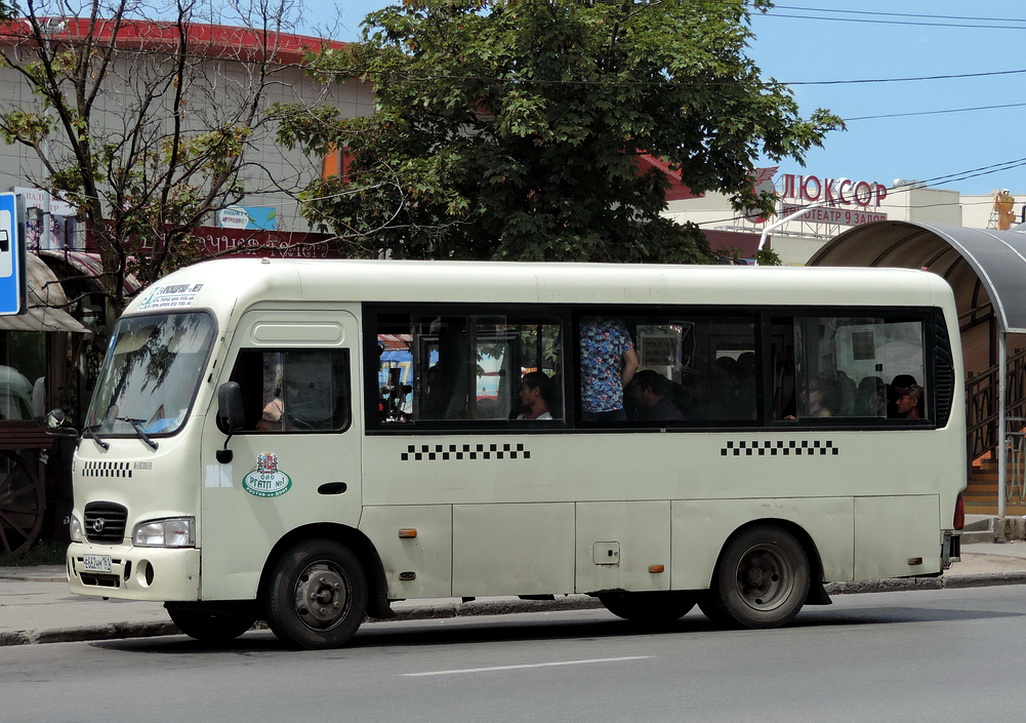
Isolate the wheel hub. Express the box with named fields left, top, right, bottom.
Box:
left=738, top=548, right=790, bottom=609
left=294, top=563, right=350, bottom=629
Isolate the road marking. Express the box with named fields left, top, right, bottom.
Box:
left=404, top=656, right=652, bottom=677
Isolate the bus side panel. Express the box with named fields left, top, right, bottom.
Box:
left=452, top=503, right=574, bottom=597
left=854, top=495, right=940, bottom=579
left=360, top=505, right=453, bottom=599
left=669, top=498, right=856, bottom=590
left=574, top=501, right=671, bottom=594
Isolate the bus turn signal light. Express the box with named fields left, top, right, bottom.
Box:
left=398, top=529, right=417, bottom=539
left=648, top=564, right=665, bottom=574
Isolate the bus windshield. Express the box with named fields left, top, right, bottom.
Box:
left=85, top=312, right=216, bottom=437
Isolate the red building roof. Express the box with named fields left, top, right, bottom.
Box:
left=0, top=17, right=344, bottom=64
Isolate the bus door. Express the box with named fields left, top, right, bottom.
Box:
left=200, top=310, right=361, bottom=602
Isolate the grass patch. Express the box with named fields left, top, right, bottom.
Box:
left=0, top=539, right=68, bottom=567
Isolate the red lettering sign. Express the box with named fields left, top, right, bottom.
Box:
left=781, top=174, right=887, bottom=207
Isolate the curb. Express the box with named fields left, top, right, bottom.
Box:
left=1, top=621, right=178, bottom=647
left=2, top=574, right=1024, bottom=647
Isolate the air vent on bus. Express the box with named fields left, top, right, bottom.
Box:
left=83, top=502, right=129, bottom=544
left=933, top=309, right=955, bottom=427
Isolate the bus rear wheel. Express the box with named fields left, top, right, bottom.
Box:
left=700, top=525, right=810, bottom=629
left=598, top=591, right=696, bottom=624
left=165, top=604, right=256, bottom=643
left=266, top=539, right=368, bottom=650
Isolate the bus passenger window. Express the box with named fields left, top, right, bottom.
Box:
left=777, top=315, right=927, bottom=422
left=228, top=349, right=350, bottom=433
left=618, top=314, right=757, bottom=425
left=372, top=311, right=564, bottom=426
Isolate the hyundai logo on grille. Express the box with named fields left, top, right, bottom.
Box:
left=92, top=518, right=106, bottom=533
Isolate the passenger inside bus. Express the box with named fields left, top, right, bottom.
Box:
left=629, top=370, right=685, bottom=422
left=579, top=317, right=639, bottom=422
left=888, top=374, right=922, bottom=418
left=784, top=376, right=836, bottom=420
left=855, top=376, right=887, bottom=417
left=892, top=381, right=925, bottom=420
left=516, top=371, right=553, bottom=420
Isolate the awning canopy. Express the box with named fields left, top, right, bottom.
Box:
left=808, top=221, right=1026, bottom=334
left=37, top=249, right=143, bottom=295
left=0, top=253, right=90, bottom=334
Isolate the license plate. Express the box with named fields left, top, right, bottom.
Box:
left=83, top=554, right=112, bottom=573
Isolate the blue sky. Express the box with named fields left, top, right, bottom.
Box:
left=301, top=1, right=1026, bottom=195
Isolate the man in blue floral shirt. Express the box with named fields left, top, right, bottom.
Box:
left=580, top=318, right=639, bottom=422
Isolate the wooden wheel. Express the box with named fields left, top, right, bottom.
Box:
left=0, top=450, right=45, bottom=557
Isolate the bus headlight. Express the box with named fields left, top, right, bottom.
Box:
left=69, top=514, right=84, bottom=543
left=132, top=518, right=196, bottom=548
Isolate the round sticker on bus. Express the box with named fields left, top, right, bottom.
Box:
left=243, top=452, right=293, bottom=498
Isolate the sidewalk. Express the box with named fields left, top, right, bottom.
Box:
left=4, top=541, right=1026, bottom=647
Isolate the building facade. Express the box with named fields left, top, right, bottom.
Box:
left=0, top=19, right=373, bottom=255
left=664, top=169, right=1020, bottom=266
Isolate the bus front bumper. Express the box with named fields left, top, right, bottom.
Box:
left=67, top=542, right=201, bottom=602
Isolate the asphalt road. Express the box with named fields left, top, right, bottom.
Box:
left=3, top=585, right=1024, bottom=722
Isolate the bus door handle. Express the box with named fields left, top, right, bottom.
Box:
left=317, top=482, right=348, bottom=495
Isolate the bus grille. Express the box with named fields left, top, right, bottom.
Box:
left=84, top=502, right=128, bottom=544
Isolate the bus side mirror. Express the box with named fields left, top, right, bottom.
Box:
left=44, top=408, right=79, bottom=437
left=216, top=382, right=245, bottom=464
left=217, top=382, right=245, bottom=432
left=46, top=408, right=66, bottom=430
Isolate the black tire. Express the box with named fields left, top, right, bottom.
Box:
left=598, top=591, right=696, bottom=623
left=700, top=525, right=810, bottom=629
left=165, top=604, right=256, bottom=642
left=266, top=539, right=368, bottom=650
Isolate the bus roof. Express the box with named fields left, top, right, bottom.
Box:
left=126, top=258, right=956, bottom=316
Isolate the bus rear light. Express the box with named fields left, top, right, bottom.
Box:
left=954, top=493, right=965, bottom=530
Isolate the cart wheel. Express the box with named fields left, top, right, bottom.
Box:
left=0, top=450, right=45, bottom=557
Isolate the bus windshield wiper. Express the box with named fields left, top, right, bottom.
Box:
left=117, top=417, right=159, bottom=451
left=83, top=426, right=111, bottom=451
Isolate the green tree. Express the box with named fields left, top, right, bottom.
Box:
left=0, top=0, right=309, bottom=327
left=0, top=1, right=17, bottom=22
left=276, top=0, right=841, bottom=263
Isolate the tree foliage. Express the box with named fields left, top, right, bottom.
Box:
left=276, top=0, right=842, bottom=263
left=0, top=0, right=307, bottom=325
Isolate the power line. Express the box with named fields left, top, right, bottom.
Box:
left=846, top=101, right=1026, bottom=122
left=771, top=4, right=1026, bottom=26
left=763, top=6, right=1026, bottom=31
left=786, top=68, right=1026, bottom=86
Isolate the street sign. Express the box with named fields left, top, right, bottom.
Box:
left=0, top=192, right=26, bottom=316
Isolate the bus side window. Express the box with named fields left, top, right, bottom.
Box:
left=229, top=349, right=350, bottom=433
left=373, top=311, right=564, bottom=426
left=781, top=315, right=927, bottom=421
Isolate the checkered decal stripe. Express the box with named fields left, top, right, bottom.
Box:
left=721, top=440, right=839, bottom=457
left=81, top=461, right=134, bottom=478
left=401, top=443, right=530, bottom=462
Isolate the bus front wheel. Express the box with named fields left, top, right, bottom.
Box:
left=700, top=525, right=810, bottom=629
left=266, top=539, right=368, bottom=650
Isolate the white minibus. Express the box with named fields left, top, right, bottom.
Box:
left=64, top=259, right=965, bottom=648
